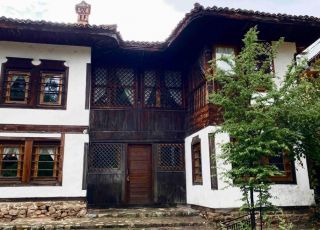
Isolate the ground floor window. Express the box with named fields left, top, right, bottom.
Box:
left=208, top=133, right=218, bottom=189
left=157, top=144, right=184, bottom=171
left=266, top=152, right=295, bottom=183
left=191, top=136, right=203, bottom=185
left=0, top=138, right=63, bottom=185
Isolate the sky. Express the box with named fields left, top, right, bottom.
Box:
left=0, top=0, right=319, bottom=42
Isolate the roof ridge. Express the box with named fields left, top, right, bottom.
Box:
left=0, top=16, right=118, bottom=31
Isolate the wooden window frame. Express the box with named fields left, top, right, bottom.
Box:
left=263, top=152, right=296, bottom=184
left=208, top=133, right=218, bottom=190
left=0, top=144, right=24, bottom=184
left=143, top=70, right=184, bottom=109
left=4, top=71, right=31, bottom=104
left=157, top=143, right=185, bottom=172
left=0, top=58, right=68, bottom=109
left=39, top=72, right=65, bottom=106
left=191, top=136, right=203, bottom=185
left=0, top=138, right=63, bottom=186
left=91, top=67, right=137, bottom=108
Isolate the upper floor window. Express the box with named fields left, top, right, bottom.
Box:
left=215, top=46, right=235, bottom=72
left=0, top=58, right=67, bottom=109
left=39, top=72, right=64, bottom=105
left=4, top=71, right=30, bottom=104
left=92, top=66, right=183, bottom=109
left=143, top=70, right=183, bottom=108
left=92, top=67, right=136, bottom=107
left=256, top=42, right=274, bottom=74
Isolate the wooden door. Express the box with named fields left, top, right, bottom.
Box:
left=127, top=145, right=153, bottom=204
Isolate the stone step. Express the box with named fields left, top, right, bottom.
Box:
left=0, top=216, right=209, bottom=229
left=87, top=206, right=200, bottom=218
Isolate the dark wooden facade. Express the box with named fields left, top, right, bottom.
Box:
left=86, top=10, right=320, bottom=206
left=87, top=51, right=187, bottom=207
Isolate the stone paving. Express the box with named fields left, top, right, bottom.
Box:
left=0, top=206, right=318, bottom=230
left=0, top=206, right=210, bottom=230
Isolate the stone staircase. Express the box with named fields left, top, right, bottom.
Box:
left=0, top=206, right=212, bottom=229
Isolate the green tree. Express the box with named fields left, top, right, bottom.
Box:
left=207, top=27, right=320, bottom=228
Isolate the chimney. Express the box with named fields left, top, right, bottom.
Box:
left=75, top=1, right=91, bottom=25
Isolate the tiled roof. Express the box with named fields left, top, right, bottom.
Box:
left=0, top=16, right=117, bottom=31
left=0, top=3, right=320, bottom=51
left=165, top=3, right=320, bottom=45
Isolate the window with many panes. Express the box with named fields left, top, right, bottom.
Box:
left=4, top=71, right=30, bottom=104
left=39, top=72, right=64, bottom=105
left=92, top=67, right=136, bottom=107
left=0, top=144, right=24, bottom=179
left=0, top=139, right=62, bottom=185
left=143, top=70, right=183, bottom=108
left=264, top=152, right=295, bottom=183
left=191, top=136, right=202, bottom=185
left=157, top=144, right=184, bottom=171
left=1, top=58, right=67, bottom=108
left=88, top=143, right=122, bottom=172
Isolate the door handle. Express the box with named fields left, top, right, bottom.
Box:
left=126, top=175, right=130, bottom=182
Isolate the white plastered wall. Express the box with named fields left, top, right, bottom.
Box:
left=185, top=42, right=314, bottom=208
left=0, top=41, right=91, bottom=126
left=185, top=126, right=315, bottom=208
left=273, top=41, right=296, bottom=88
left=0, top=41, right=90, bottom=198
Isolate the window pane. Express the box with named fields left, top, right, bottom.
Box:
left=163, top=71, right=183, bottom=108
left=115, top=88, right=134, bottom=105
left=5, top=72, right=30, bottom=103
left=33, top=146, right=57, bottom=178
left=94, top=68, right=108, bottom=86
left=216, top=47, right=235, bottom=71
left=40, top=74, right=63, bottom=104
left=164, top=71, right=182, bottom=87
left=93, top=87, right=108, bottom=105
left=144, top=88, right=156, bottom=106
left=144, top=71, right=156, bottom=87
left=92, top=67, right=136, bottom=107
left=1, top=147, right=20, bottom=177
left=166, top=89, right=182, bottom=106
left=192, top=138, right=202, bottom=184
left=269, top=154, right=285, bottom=171
left=89, top=143, right=122, bottom=172
left=158, top=144, right=184, bottom=171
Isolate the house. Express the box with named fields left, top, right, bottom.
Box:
left=0, top=2, right=319, bottom=217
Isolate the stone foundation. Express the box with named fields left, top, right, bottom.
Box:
left=194, top=205, right=315, bottom=227
left=0, top=200, right=87, bottom=221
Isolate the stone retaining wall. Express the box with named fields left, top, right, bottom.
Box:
left=0, top=200, right=87, bottom=221
left=195, top=205, right=314, bottom=227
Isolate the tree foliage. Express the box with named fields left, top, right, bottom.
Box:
left=207, top=26, right=320, bottom=212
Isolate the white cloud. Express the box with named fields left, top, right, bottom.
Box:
left=0, top=0, right=319, bottom=41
